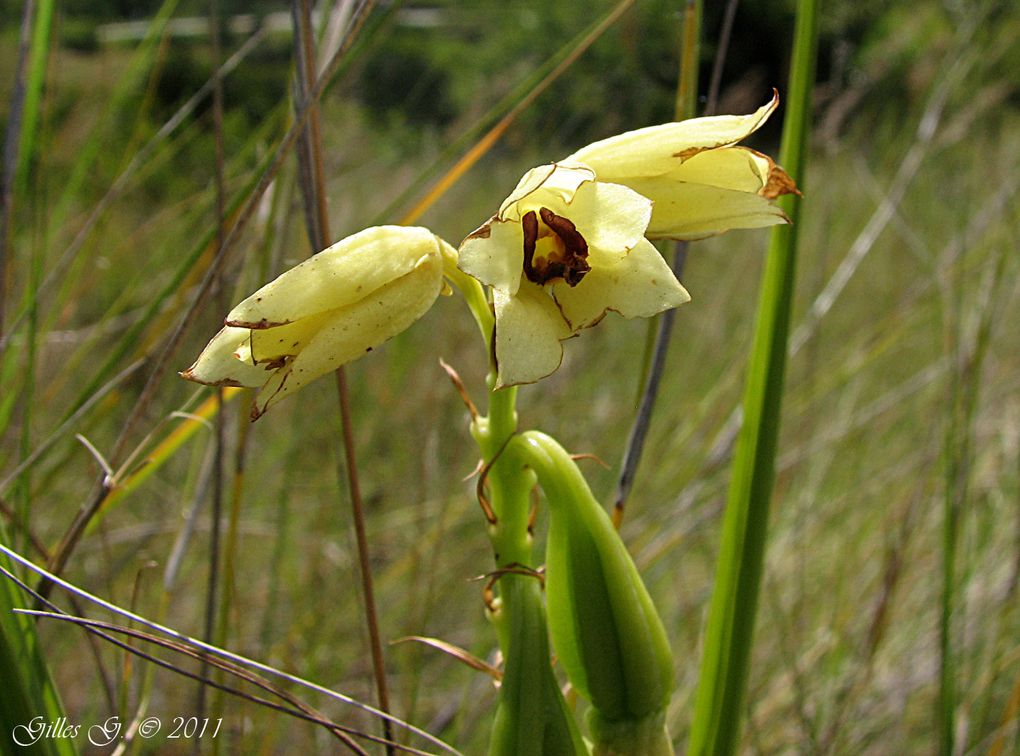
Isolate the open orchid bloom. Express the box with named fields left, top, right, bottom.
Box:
left=459, top=164, right=689, bottom=387
left=183, top=225, right=453, bottom=419
left=457, top=93, right=797, bottom=388
left=564, top=90, right=798, bottom=238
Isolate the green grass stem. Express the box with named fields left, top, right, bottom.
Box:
left=13, top=0, right=54, bottom=200
left=0, top=525, right=76, bottom=756
left=685, top=0, right=819, bottom=753
left=938, top=165, right=1012, bottom=756
left=0, top=4, right=75, bottom=748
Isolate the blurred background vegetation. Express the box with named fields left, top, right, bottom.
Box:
left=1, top=0, right=1018, bottom=753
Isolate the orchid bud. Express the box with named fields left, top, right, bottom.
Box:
left=514, top=431, right=675, bottom=754
left=489, top=576, right=587, bottom=756
left=182, top=225, right=452, bottom=418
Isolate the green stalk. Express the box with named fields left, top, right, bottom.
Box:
left=939, top=297, right=962, bottom=756
left=13, top=0, right=53, bottom=199
left=489, top=574, right=587, bottom=756
left=0, top=538, right=76, bottom=756
left=685, top=0, right=819, bottom=753
left=0, top=3, right=74, bottom=751
left=938, top=168, right=1010, bottom=756
left=464, top=333, right=584, bottom=753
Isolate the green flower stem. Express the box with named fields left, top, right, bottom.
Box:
left=470, top=385, right=586, bottom=755
left=490, top=574, right=588, bottom=756
left=471, top=381, right=525, bottom=655
left=450, top=266, right=583, bottom=752
left=441, top=244, right=494, bottom=353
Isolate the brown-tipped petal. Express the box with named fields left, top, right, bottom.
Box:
left=492, top=282, right=571, bottom=388
left=181, top=326, right=270, bottom=388
left=458, top=217, right=527, bottom=295
left=625, top=178, right=791, bottom=239
left=251, top=251, right=444, bottom=417
left=562, top=91, right=779, bottom=180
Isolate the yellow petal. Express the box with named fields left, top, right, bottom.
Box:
left=563, top=92, right=778, bottom=180
left=247, top=309, right=332, bottom=364
left=493, top=282, right=571, bottom=388
left=181, top=326, right=271, bottom=387
left=458, top=217, right=526, bottom=295
left=227, top=225, right=443, bottom=328
left=552, top=239, right=689, bottom=330
left=626, top=178, right=791, bottom=239
left=252, top=248, right=445, bottom=417
left=664, top=146, right=771, bottom=192
left=559, top=180, right=652, bottom=257
left=659, top=146, right=799, bottom=200
left=498, top=163, right=595, bottom=221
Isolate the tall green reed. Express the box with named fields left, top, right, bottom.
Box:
left=686, top=0, right=819, bottom=752
left=0, top=1, right=75, bottom=751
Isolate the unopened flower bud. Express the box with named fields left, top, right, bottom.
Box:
left=183, top=225, right=451, bottom=418
left=513, top=432, right=675, bottom=753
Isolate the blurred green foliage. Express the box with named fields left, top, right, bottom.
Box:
left=8, top=0, right=1016, bottom=153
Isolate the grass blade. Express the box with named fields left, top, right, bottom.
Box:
left=0, top=541, right=76, bottom=756
left=685, top=0, right=819, bottom=752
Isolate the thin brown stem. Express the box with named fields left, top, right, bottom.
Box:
left=613, top=0, right=699, bottom=526
left=291, top=1, right=394, bottom=751
left=197, top=0, right=228, bottom=732
left=705, top=0, right=739, bottom=116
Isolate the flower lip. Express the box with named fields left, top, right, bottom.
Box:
left=521, top=208, right=590, bottom=287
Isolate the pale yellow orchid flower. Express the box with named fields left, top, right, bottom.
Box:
left=459, top=163, right=689, bottom=387
left=564, top=90, right=798, bottom=238
left=458, top=93, right=797, bottom=388
left=183, top=225, right=453, bottom=419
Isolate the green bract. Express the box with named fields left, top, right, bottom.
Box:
left=488, top=576, right=587, bottom=756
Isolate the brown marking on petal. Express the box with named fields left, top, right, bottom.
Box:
left=521, top=210, right=539, bottom=282
left=761, top=163, right=801, bottom=199
left=673, top=145, right=707, bottom=161
left=251, top=366, right=291, bottom=421
left=225, top=318, right=290, bottom=330
left=257, top=356, right=289, bottom=370
left=464, top=217, right=495, bottom=240
left=179, top=369, right=248, bottom=388
left=521, top=207, right=590, bottom=287
left=553, top=295, right=608, bottom=331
